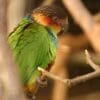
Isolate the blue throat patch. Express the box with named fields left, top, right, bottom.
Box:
left=25, top=15, right=57, bottom=47
left=46, top=27, right=58, bottom=48
left=25, top=14, right=33, bottom=22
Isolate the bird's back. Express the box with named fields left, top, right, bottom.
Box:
left=8, top=16, right=57, bottom=90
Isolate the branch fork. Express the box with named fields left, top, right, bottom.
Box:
left=38, top=50, right=100, bottom=87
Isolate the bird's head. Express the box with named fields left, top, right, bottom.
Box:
left=32, top=5, right=67, bottom=34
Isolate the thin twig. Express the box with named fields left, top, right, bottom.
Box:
left=38, top=67, right=67, bottom=84
left=85, top=50, right=100, bottom=70
left=64, top=70, right=100, bottom=87
left=38, top=49, right=100, bottom=87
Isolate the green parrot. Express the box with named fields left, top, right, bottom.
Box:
left=8, top=5, right=66, bottom=97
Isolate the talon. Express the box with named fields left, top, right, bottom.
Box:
left=36, top=77, right=48, bottom=87
left=32, top=95, right=36, bottom=100
left=27, top=92, right=36, bottom=100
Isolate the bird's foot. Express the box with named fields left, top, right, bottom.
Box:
left=27, top=92, right=36, bottom=100
left=32, top=95, right=36, bottom=100
left=36, top=77, right=48, bottom=87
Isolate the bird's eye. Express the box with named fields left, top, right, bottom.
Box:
left=52, top=16, right=59, bottom=22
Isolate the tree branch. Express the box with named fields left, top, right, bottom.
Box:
left=0, top=0, right=27, bottom=100
left=85, top=50, right=100, bottom=70
left=38, top=67, right=66, bottom=84
left=41, top=0, right=55, bottom=6
left=38, top=50, right=100, bottom=87
left=62, top=0, right=100, bottom=53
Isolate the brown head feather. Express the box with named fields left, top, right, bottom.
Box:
left=32, top=5, right=66, bottom=19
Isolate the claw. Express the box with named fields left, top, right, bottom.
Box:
left=36, top=77, right=48, bottom=87
left=27, top=92, right=36, bottom=100
left=32, top=95, right=36, bottom=100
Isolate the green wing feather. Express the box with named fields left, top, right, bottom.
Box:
left=8, top=17, right=57, bottom=86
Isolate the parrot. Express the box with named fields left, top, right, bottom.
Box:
left=8, top=5, right=66, bottom=98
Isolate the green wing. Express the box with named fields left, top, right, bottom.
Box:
left=8, top=18, right=56, bottom=86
